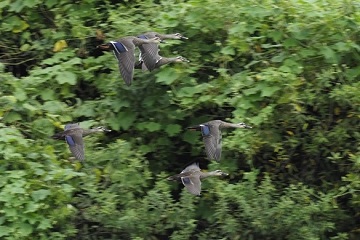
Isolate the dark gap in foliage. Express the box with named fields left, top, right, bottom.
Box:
left=75, top=79, right=102, bottom=100
left=5, top=61, right=32, bottom=78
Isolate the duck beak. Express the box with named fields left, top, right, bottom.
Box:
left=238, top=123, right=252, bottom=129
left=181, top=36, right=188, bottom=40
left=100, top=127, right=112, bottom=132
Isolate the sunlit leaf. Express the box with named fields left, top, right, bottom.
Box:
left=155, top=68, right=180, bottom=85
left=320, top=46, right=338, bottom=63
left=0, top=226, right=11, bottom=237
left=12, top=20, right=29, bottom=33
left=37, top=219, right=52, bottom=230
left=20, top=43, right=31, bottom=51
left=55, top=71, right=77, bottom=85
left=3, top=112, right=22, bottom=123
left=31, top=189, right=51, bottom=201
left=146, top=122, right=161, bottom=132
left=53, top=40, right=68, bottom=52
left=45, top=0, right=57, bottom=8
left=260, top=85, right=280, bottom=97
left=220, top=46, right=235, bottom=55
left=17, top=222, right=33, bottom=236
left=164, top=124, right=181, bottom=137
left=117, top=111, right=137, bottom=130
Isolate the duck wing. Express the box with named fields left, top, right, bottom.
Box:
left=167, top=163, right=200, bottom=181
left=181, top=173, right=202, bottom=196
left=137, top=34, right=160, bottom=71
left=202, top=124, right=222, bottom=161
left=65, top=130, right=85, bottom=161
left=111, top=40, right=135, bottom=86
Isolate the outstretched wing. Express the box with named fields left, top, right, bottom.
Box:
left=137, top=34, right=161, bottom=71
left=138, top=44, right=160, bottom=71
left=181, top=162, right=201, bottom=173
left=110, top=41, right=135, bottom=86
left=202, top=124, right=222, bottom=161
left=65, top=131, right=85, bottom=161
left=181, top=174, right=202, bottom=196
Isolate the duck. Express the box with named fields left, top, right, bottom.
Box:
left=187, top=120, right=252, bottom=162
left=97, top=36, right=161, bottom=85
left=136, top=32, right=188, bottom=71
left=167, top=162, right=228, bottom=196
left=51, top=123, right=111, bottom=161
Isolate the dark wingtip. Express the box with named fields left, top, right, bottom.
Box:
left=123, top=79, right=132, bottom=86
left=211, top=157, right=221, bottom=162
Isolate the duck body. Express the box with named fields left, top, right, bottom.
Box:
left=51, top=123, right=110, bottom=161
left=98, top=36, right=161, bottom=85
left=187, top=120, right=252, bottom=162
left=167, top=163, right=228, bottom=196
left=137, top=32, right=188, bottom=71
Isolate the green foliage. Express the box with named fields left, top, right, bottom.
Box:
left=201, top=171, right=347, bottom=240
left=0, top=0, right=359, bottom=239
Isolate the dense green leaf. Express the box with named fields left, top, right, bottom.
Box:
left=165, top=124, right=181, bottom=136
left=155, top=68, right=180, bottom=85
left=31, top=189, right=51, bottom=202
left=55, top=71, right=77, bottom=85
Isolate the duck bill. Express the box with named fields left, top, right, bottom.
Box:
left=244, top=124, right=252, bottom=129
left=181, top=36, right=188, bottom=40
left=187, top=126, right=199, bottom=130
left=221, top=172, right=229, bottom=176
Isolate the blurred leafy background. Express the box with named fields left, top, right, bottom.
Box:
left=0, top=0, right=359, bottom=239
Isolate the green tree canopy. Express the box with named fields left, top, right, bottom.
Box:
left=0, top=0, right=359, bottom=239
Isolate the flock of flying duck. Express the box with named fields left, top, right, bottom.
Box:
left=51, top=32, right=252, bottom=196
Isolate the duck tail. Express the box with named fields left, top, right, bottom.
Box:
left=51, top=132, right=64, bottom=140
left=187, top=125, right=200, bottom=130
left=167, top=175, right=181, bottom=181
